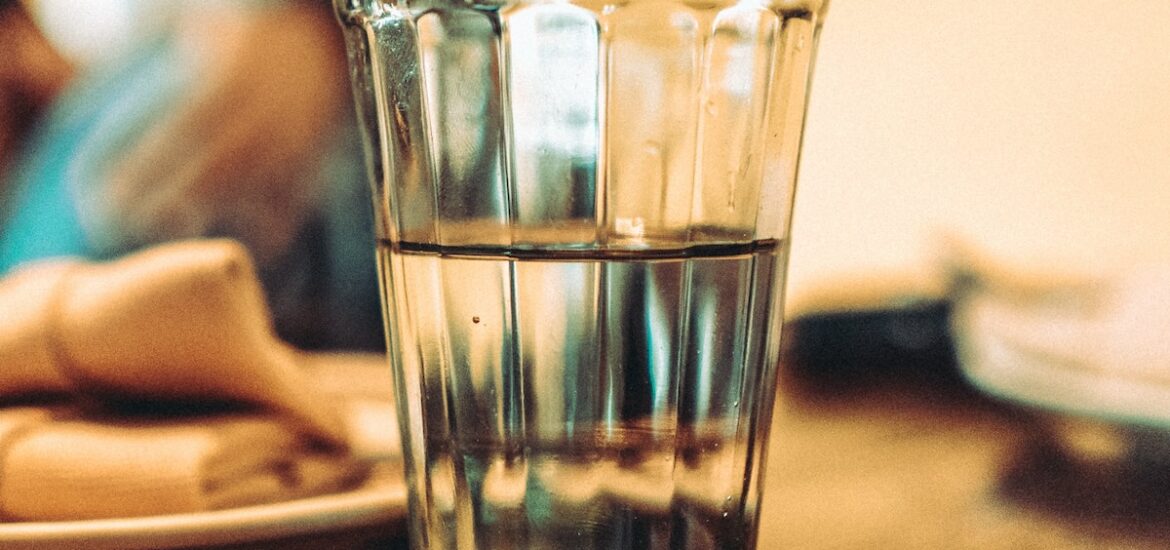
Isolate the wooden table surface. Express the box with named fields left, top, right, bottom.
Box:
left=759, top=368, right=1170, bottom=549
left=205, top=343, right=1170, bottom=549
left=297, top=371, right=1170, bottom=550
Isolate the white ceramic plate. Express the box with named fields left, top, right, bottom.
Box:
left=0, top=471, right=406, bottom=550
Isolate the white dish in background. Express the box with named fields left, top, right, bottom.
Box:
left=950, top=260, right=1170, bottom=429
left=0, top=468, right=406, bottom=550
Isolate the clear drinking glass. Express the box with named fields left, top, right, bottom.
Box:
left=334, top=0, right=828, bottom=547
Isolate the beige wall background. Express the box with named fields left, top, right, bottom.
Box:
left=30, top=0, right=1170, bottom=311
left=788, top=0, right=1170, bottom=309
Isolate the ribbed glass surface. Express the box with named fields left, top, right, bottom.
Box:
left=336, top=1, right=826, bottom=547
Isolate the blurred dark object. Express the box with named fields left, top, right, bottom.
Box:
left=782, top=297, right=982, bottom=404
left=1001, top=416, right=1170, bottom=541
left=780, top=263, right=1170, bottom=546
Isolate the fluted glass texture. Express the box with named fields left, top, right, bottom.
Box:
left=336, top=0, right=827, bottom=548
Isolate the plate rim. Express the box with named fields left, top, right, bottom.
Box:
left=0, top=477, right=406, bottom=550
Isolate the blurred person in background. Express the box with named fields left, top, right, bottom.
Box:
left=0, top=0, right=383, bottom=351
